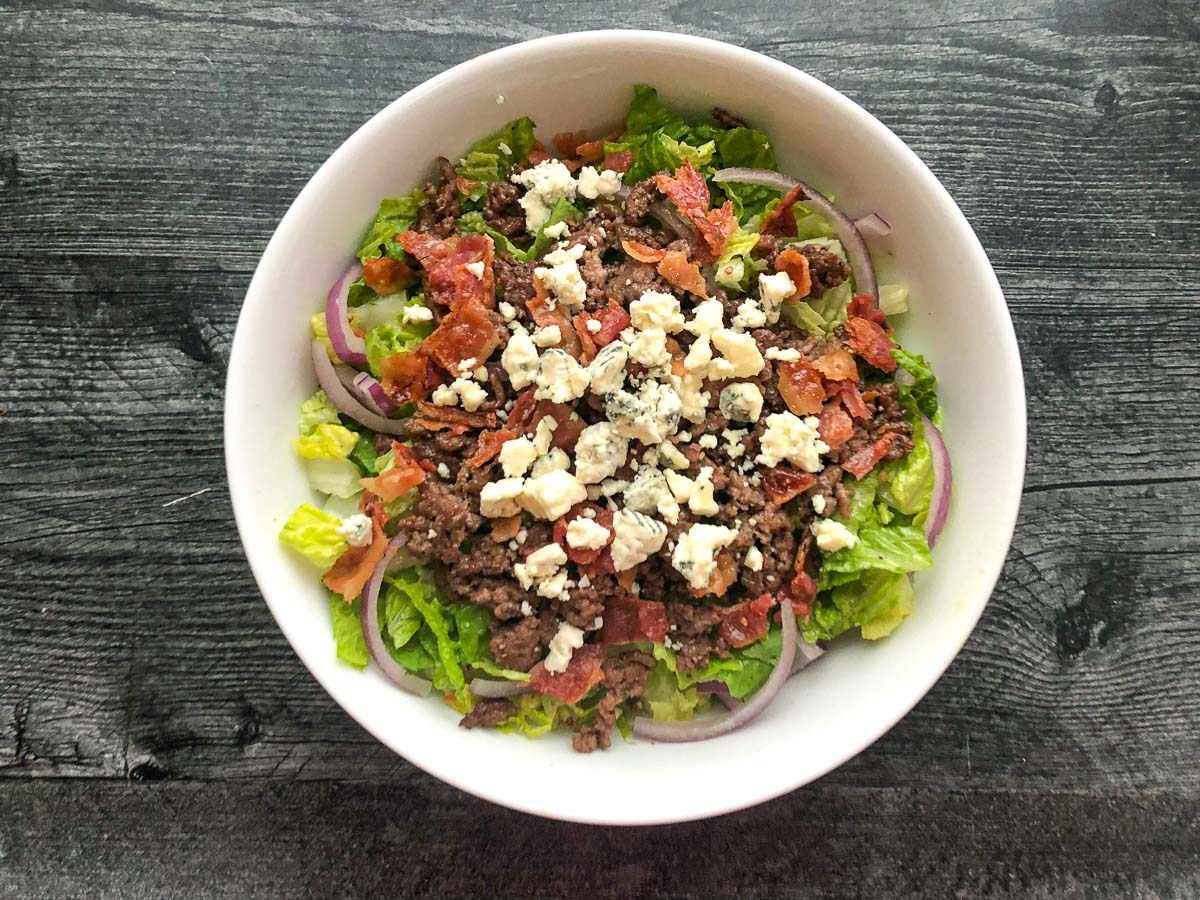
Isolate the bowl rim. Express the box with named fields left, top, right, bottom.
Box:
left=225, top=28, right=1026, bottom=825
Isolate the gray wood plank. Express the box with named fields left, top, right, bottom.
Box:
left=0, top=780, right=1197, bottom=899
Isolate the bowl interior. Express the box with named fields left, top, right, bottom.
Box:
left=225, top=31, right=1025, bottom=825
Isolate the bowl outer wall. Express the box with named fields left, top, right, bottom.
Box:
left=224, top=30, right=1026, bottom=826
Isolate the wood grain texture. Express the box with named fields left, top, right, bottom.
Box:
left=1, top=0, right=1198, bottom=895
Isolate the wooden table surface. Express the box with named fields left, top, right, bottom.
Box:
left=2, top=1, right=1198, bottom=896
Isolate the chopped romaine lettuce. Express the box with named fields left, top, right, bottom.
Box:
left=455, top=116, right=537, bottom=183
left=294, top=423, right=358, bottom=460
left=356, top=188, right=427, bottom=260
left=330, top=594, right=369, bottom=668
left=892, top=347, right=940, bottom=424
left=298, top=391, right=341, bottom=434
left=279, top=504, right=347, bottom=569
left=363, top=314, right=434, bottom=378
left=303, top=458, right=364, bottom=499
left=878, top=423, right=934, bottom=517
left=879, top=283, right=909, bottom=316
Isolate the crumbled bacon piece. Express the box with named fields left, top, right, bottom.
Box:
left=817, top=401, right=854, bottom=450
left=763, top=467, right=817, bottom=505
left=657, top=250, right=709, bottom=299
left=553, top=502, right=614, bottom=565
left=527, top=400, right=585, bottom=450
left=553, top=131, right=589, bottom=159
left=322, top=523, right=387, bottom=602
left=467, top=428, right=516, bottom=468
left=600, top=594, right=669, bottom=645
left=759, top=184, right=807, bottom=238
left=774, top=246, right=812, bottom=298
left=379, top=349, right=437, bottom=404
left=505, top=388, right=537, bottom=435
left=846, top=316, right=897, bottom=372
left=777, top=360, right=826, bottom=416
left=362, top=256, right=416, bottom=295
left=421, top=300, right=500, bottom=374
left=653, top=159, right=736, bottom=257
left=689, top=550, right=738, bottom=598
left=811, top=349, right=859, bottom=383
left=621, top=240, right=666, bottom=264
left=719, top=594, right=775, bottom=648
left=780, top=571, right=817, bottom=618
left=489, top=515, right=523, bottom=543
left=575, top=140, right=606, bottom=163
left=834, top=380, right=870, bottom=420
left=842, top=433, right=899, bottom=479
left=529, top=644, right=605, bottom=704
left=412, top=402, right=497, bottom=435
left=602, top=151, right=633, bottom=174
left=575, top=305, right=630, bottom=350
left=848, top=292, right=888, bottom=327
left=360, top=442, right=427, bottom=501
left=397, top=231, right=495, bottom=309
left=527, top=276, right=582, bottom=359
left=525, top=148, right=552, bottom=167
left=693, top=200, right=736, bottom=259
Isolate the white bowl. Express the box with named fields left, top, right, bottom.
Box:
left=225, top=30, right=1025, bottom=825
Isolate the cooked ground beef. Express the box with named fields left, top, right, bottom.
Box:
left=571, top=651, right=655, bottom=752
left=414, top=157, right=461, bottom=238
left=797, top=244, right=850, bottom=296
left=482, top=181, right=526, bottom=238
left=489, top=613, right=559, bottom=671
left=459, top=698, right=516, bottom=729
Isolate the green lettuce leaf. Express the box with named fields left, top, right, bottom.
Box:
left=363, top=314, right=434, bottom=378
left=356, top=188, right=427, bottom=260
left=804, top=571, right=916, bottom=642
left=458, top=197, right=581, bottom=264
left=891, top=347, right=940, bottom=423
left=624, top=84, right=689, bottom=136
left=455, top=116, right=537, bottom=184
left=294, top=423, right=358, bottom=460
left=302, top=458, right=364, bottom=499
left=640, top=661, right=712, bottom=721
left=298, top=391, right=341, bottom=434
left=330, top=594, right=368, bottom=668
left=279, top=504, right=347, bottom=569
left=498, top=693, right=572, bottom=738
left=879, top=283, right=909, bottom=316
left=878, top=422, right=934, bottom=517
left=714, top=127, right=778, bottom=219
left=310, top=313, right=341, bottom=363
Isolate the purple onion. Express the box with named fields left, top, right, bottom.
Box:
left=360, top=532, right=433, bottom=697
left=922, top=415, right=952, bottom=548
left=311, top=339, right=413, bottom=437
left=349, top=371, right=400, bottom=417
left=854, top=212, right=892, bottom=239
left=469, top=678, right=532, bottom=699
left=324, top=262, right=368, bottom=367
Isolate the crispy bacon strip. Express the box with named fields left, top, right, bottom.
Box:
left=379, top=349, right=437, bottom=404
left=467, top=428, right=516, bottom=468
left=818, top=400, right=854, bottom=450
left=763, top=467, right=817, bottom=505
left=575, top=139, right=606, bottom=163
left=397, top=231, right=495, bottom=309
left=760, top=184, right=807, bottom=238
left=529, top=644, right=605, bottom=703
left=527, top=276, right=583, bottom=359
left=553, top=130, right=589, bottom=159
left=362, top=256, right=417, bottom=295
left=621, top=240, right=666, bottom=264
left=848, top=292, right=888, bottom=327
left=412, top=402, right=497, bottom=435
left=600, top=595, right=669, bottom=645
left=602, top=150, right=632, bottom=174
left=657, top=250, right=709, bottom=299
left=689, top=550, right=738, bottom=598
left=322, top=523, right=388, bottom=602
left=719, top=594, right=776, bottom=648
left=842, top=433, right=899, bottom=479
left=774, top=246, right=812, bottom=299
left=421, top=300, right=500, bottom=374
left=811, top=349, right=859, bottom=383
left=846, top=316, right=898, bottom=372
left=777, top=360, right=826, bottom=416
left=653, top=159, right=736, bottom=257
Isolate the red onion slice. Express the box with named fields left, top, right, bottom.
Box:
left=360, top=532, right=433, bottom=697
left=696, top=681, right=743, bottom=711
left=854, top=212, right=892, bottom=239
left=791, top=639, right=825, bottom=674
left=469, top=677, right=531, bottom=699
left=632, top=600, right=797, bottom=743
left=713, top=167, right=878, bottom=300
left=922, top=415, right=952, bottom=547
left=324, top=262, right=369, bottom=368
left=311, top=340, right=413, bottom=437
left=648, top=200, right=695, bottom=241
left=350, top=371, right=400, bottom=417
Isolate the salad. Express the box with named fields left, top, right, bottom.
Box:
left=279, top=85, right=950, bottom=752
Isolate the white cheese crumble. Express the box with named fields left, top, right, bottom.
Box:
left=765, top=346, right=802, bottom=362
left=812, top=518, right=858, bottom=552
left=542, top=220, right=569, bottom=240
left=609, top=510, right=668, bottom=571
left=479, top=477, right=525, bottom=518
left=604, top=380, right=682, bottom=445
left=585, top=318, right=602, bottom=334
left=812, top=494, right=827, bottom=515
left=402, top=305, right=434, bottom=325
left=573, top=421, right=629, bottom=484
left=533, top=348, right=591, bottom=403
left=629, top=290, right=685, bottom=333
left=665, top=470, right=695, bottom=503
left=501, top=329, right=539, bottom=390
left=658, top=440, right=689, bottom=470
left=719, top=383, right=764, bottom=424
left=532, top=415, right=557, bottom=454
left=757, top=270, right=796, bottom=324
left=531, top=325, right=561, bottom=348
left=623, top=466, right=679, bottom=524
left=530, top=446, right=571, bottom=477
left=430, top=377, right=488, bottom=412
left=744, top=545, right=764, bottom=572
left=672, top=523, right=739, bottom=590
left=566, top=517, right=611, bottom=550
left=465, top=260, right=485, bottom=280
left=587, top=340, right=629, bottom=395
left=688, top=466, right=720, bottom=516
left=670, top=370, right=710, bottom=424
left=722, top=428, right=749, bottom=460
left=732, top=298, right=767, bottom=331
left=544, top=622, right=585, bottom=673
left=335, top=513, right=372, bottom=547
left=710, top=328, right=765, bottom=378
left=534, top=243, right=587, bottom=311
left=576, top=166, right=623, bottom=200
left=436, top=462, right=451, bottom=479
left=511, top=160, right=577, bottom=233
left=624, top=326, right=672, bottom=370
left=498, top=301, right=517, bottom=321
left=518, top=469, right=587, bottom=520
left=756, top=412, right=829, bottom=471
left=698, top=434, right=718, bottom=450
